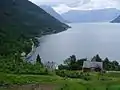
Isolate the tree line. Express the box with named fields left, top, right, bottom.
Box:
left=1, top=53, right=120, bottom=75
left=58, top=54, right=120, bottom=71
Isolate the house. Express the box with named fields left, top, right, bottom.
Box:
left=44, top=61, right=57, bottom=71
left=83, top=61, right=103, bottom=72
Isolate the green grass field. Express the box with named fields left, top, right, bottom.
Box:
left=0, top=72, right=120, bottom=90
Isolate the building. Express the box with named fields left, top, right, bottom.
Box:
left=83, top=61, right=103, bottom=72
left=44, top=61, right=57, bottom=71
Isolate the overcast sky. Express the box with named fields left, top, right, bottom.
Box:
left=30, top=0, right=120, bottom=14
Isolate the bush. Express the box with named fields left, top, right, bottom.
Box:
left=56, top=70, right=90, bottom=80
left=83, top=77, right=91, bottom=81
left=0, top=57, right=50, bottom=75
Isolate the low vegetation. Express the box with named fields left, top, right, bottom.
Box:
left=0, top=71, right=120, bottom=90
left=55, top=55, right=120, bottom=90
left=0, top=54, right=50, bottom=75
left=0, top=72, right=61, bottom=86
left=56, top=70, right=90, bottom=80
left=0, top=54, right=120, bottom=90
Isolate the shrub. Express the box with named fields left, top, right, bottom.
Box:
left=0, top=57, right=50, bottom=75
left=56, top=70, right=91, bottom=80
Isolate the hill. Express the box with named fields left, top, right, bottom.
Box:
left=40, top=5, right=66, bottom=23
left=0, top=0, right=69, bottom=56
left=111, top=15, right=120, bottom=23
left=61, top=8, right=120, bottom=23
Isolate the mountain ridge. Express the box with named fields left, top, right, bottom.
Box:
left=61, top=8, right=120, bottom=23
left=111, top=15, right=120, bottom=23
left=40, top=5, right=67, bottom=23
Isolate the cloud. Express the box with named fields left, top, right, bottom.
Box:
left=79, top=0, right=120, bottom=10
left=29, top=0, right=77, bottom=5
left=67, top=0, right=90, bottom=7
left=29, top=0, right=120, bottom=14
left=53, top=0, right=120, bottom=14
left=53, top=4, right=71, bottom=14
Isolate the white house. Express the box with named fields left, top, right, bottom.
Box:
left=83, top=61, right=103, bottom=72
left=44, top=61, right=57, bottom=71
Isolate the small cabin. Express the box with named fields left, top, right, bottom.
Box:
left=83, top=61, right=103, bottom=72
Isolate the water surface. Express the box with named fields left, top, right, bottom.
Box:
left=32, top=23, right=120, bottom=64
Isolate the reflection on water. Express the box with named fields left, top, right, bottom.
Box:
left=0, top=84, right=57, bottom=90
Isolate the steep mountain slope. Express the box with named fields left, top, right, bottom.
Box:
left=61, top=8, right=120, bottom=23
left=40, top=5, right=66, bottom=23
left=0, top=0, right=69, bottom=56
left=111, top=15, right=120, bottom=23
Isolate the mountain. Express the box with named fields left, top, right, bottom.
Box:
left=61, top=8, right=120, bottom=23
left=111, top=15, right=120, bottom=23
left=40, top=5, right=66, bottom=23
left=0, top=0, right=69, bottom=56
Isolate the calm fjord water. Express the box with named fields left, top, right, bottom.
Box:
left=33, top=23, right=120, bottom=64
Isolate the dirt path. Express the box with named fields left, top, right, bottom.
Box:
left=4, top=84, right=58, bottom=90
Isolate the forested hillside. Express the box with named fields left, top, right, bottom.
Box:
left=0, top=0, right=69, bottom=56
left=40, top=5, right=66, bottom=23
left=0, top=0, right=69, bottom=74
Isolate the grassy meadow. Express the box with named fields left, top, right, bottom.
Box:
left=0, top=71, right=120, bottom=90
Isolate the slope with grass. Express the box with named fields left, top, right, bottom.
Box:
left=0, top=72, right=120, bottom=90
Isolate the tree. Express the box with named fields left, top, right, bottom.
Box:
left=103, top=58, right=120, bottom=71
left=58, top=64, right=69, bottom=70
left=64, top=55, right=77, bottom=70
left=64, top=58, right=71, bottom=65
left=111, top=61, right=119, bottom=71
left=112, top=61, right=119, bottom=66
left=64, top=55, right=76, bottom=65
left=103, top=57, right=109, bottom=70
left=91, top=54, right=102, bottom=62
left=96, top=54, right=102, bottom=62
left=70, top=55, right=76, bottom=63
left=36, top=54, right=42, bottom=65
left=59, top=55, right=88, bottom=70
left=77, top=58, right=87, bottom=70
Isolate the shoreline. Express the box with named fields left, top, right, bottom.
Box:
left=26, top=25, right=71, bottom=62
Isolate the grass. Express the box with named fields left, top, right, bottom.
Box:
left=0, top=72, right=64, bottom=85
left=57, top=72, right=120, bottom=90
left=0, top=72, right=120, bottom=90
